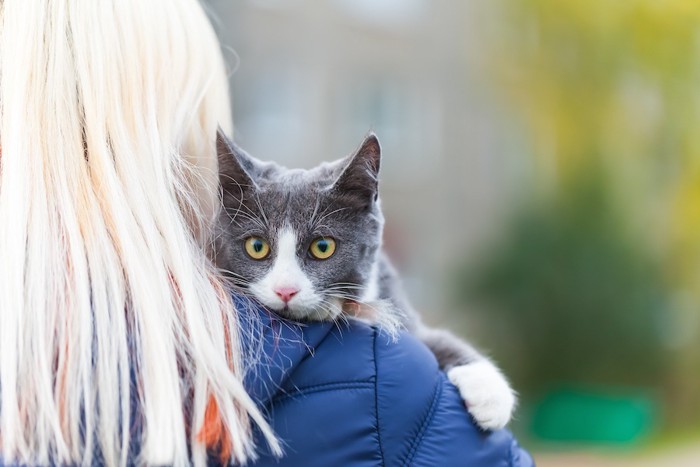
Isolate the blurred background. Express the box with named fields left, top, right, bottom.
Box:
left=208, top=0, right=700, bottom=464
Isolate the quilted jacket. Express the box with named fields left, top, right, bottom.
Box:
left=240, top=297, right=535, bottom=467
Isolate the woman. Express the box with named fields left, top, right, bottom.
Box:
left=0, top=1, right=273, bottom=464
left=0, top=0, right=532, bottom=465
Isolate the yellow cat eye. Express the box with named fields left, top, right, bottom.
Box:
left=244, top=237, right=270, bottom=260
left=309, top=237, right=336, bottom=260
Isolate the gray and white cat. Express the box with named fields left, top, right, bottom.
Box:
left=214, top=130, right=516, bottom=430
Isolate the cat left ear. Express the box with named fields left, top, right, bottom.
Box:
left=333, top=133, right=381, bottom=205
left=216, top=127, right=257, bottom=193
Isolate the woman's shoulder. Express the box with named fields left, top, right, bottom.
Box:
left=248, top=312, right=533, bottom=466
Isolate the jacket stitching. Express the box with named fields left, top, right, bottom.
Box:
left=400, top=376, right=442, bottom=467
left=270, top=381, right=373, bottom=404
left=509, top=438, right=520, bottom=467
left=372, top=328, right=386, bottom=467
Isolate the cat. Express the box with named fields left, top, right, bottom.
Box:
left=214, top=130, right=516, bottom=430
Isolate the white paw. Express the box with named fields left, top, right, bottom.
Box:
left=447, top=361, right=517, bottom=430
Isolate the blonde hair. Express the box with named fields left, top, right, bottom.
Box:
left=0, top=0, right=278, bottom=465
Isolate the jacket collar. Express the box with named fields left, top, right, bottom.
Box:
left=234, top=293, right=335, bottom=407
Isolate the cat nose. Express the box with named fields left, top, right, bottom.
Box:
left=274, top=287, right=299, bottom=303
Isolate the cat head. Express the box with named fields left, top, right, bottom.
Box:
left=215, top=130, right=384, bottom=321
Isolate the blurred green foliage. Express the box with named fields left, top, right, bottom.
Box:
left=460, top=0, right=700, bottom=430
left=480, top=0, right=700, bottom=292
left=462, top=173, right=667, bottom=393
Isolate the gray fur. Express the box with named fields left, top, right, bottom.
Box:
left=214, top=130, right=488, bottom=371
left=375, top=252, right=486, bottom=369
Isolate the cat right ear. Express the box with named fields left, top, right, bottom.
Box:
left=216, top=128, right=257, bottom=193
left=332, top=133, right=382, bottom=207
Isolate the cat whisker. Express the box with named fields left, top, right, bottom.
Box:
left=215, top=266, right=246, bottom=277
left=217, top=270, right=254, bottom=287
left=219, top=186, right=268, bottom=229
left=323, top=293, right=353, bottom=301
left=326, top=281, right=363, bottom=287
left=324, top=287, right=363, bottom=294
left=311, top=205, right=351, bottom=228
left=223, top=209, right=266, bottom=230
left=219, top=173, right=257, bottom=191
left=324, top=287, right=365, bottom=295
left=313, top=296, right=347, bottom=321
left=327, top=283, right=365, bottom=289
left=321, top=301, right=352, bottom=331
left=309, top=198, right=323, bottom=230
left=334, top=312, right=351, bottom=329
left=312, top=224, right=340, bottom=239
left=223, top=207, right=256, bottom=221
left=252, top=194, right=270, bottom=229
left=218, top=272, right=251, bottom=284
left=321, top=293, right=403, bottom=339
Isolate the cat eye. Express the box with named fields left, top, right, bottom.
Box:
left=244, top=237, right=270, bottom=260
left=309, top=237, right=336, bottom=260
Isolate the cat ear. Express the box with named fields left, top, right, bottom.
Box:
left=216, top=127, right=257, bottom=193
left=333, top=133, right=381, bottom=206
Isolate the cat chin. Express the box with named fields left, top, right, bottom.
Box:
left=274, top=308, right=340, bottom=322
left=269, top=299, right=344, bottom=322
left=275, top=299, right=402, bottom=339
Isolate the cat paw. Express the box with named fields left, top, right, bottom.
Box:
left=447, top=361, right=516, bottom=431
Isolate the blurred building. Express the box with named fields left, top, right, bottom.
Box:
left=209, top=0, right=526, bottom=315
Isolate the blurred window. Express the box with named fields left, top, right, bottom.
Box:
left=233, top=67, right=305, bottom=163
left=331, top=0, right=428, bottom=28
left=246, top=0, right=300, bottom=11
left=334, top=78, right=441, bottom=173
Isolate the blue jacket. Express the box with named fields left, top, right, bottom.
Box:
left=241, top=300, right=534, bottom=467
left=0, top=298, right=533, bottom=466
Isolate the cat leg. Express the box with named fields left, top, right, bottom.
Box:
left=414, top=325, right=517, bottom=431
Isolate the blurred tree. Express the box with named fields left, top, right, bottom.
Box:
left=463, top=0, right=700, bottom=426
left=462, top=172, right=667, bottom=393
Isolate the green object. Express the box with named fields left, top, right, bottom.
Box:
left=532, top=387, right=657, bottom=444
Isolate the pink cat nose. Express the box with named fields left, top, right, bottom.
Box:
left=274, top=287, right=299, bottom=303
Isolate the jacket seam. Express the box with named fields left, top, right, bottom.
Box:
left=271, top=381, right=373, bottom=404
left=509, top=438, right=518, bottom=467
left=372, top=328, right=386, bottom=467
left=400, top=376, right=442, bottom=467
